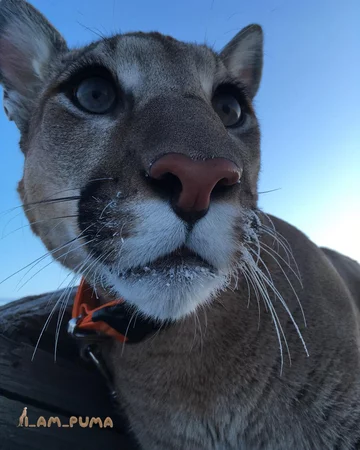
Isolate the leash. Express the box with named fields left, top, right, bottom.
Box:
left=67, top=279, right=165, bottom=398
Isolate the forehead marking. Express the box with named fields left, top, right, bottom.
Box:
left=117, top=61, right=142, bottom=91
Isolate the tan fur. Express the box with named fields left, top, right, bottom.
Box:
left=1, top=1, right=359, bottom=449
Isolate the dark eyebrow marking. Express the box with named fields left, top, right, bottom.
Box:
left=59, top=41, right=103, bottom=72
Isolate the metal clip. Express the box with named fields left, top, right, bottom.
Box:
left=67, top=316, right=83, bottom=337
left=67, top=316, right=107, bottom=341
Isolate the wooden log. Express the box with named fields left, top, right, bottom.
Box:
left=0, top=290, right=140, bottom=449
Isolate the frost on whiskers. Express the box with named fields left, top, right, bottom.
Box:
left=242, top=209, right=262, bottom=244
left=112, top=263, right=218, bottom=284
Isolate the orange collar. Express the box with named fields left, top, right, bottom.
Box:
left=68, top=279, right=165, bottom=343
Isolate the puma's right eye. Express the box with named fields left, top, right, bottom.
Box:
left=74, top=77, right=116, bottom=114
left=212, top=84, right=247, bottom=128
left=212, top=93, right=242, bottom=127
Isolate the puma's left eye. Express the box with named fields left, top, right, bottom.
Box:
left=212, top=93, right=242, bottom=127
left=74, top=77, right=116, bottom=114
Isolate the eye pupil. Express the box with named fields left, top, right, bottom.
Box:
left=222, top=104, right=231, bottom=115
left=75, top=76, right=116, bottom=114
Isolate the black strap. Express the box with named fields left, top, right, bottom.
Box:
left=91, top=303, right=168, bottom=343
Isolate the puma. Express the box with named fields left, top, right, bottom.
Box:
left=1, top=1, right=359, bottom=449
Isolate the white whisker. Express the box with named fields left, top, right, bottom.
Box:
left=260, top=241, right=303, bottom=288
left=244, top=259, right=286, bottom=373
left=259, top=243, right=306, bottom=327
left=246, top=248, right=309, bottom=358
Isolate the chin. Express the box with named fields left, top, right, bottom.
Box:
left=100, top=253, right=230, bottom=321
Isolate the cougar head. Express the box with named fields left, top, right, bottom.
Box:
left=0, top=0, right=263, bottom=320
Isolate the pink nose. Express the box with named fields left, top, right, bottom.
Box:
left=149, top=153, right=242, bottom=222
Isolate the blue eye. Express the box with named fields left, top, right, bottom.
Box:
left=212, top=93, right=242, bottom=127
left=75, top=77, right=116, bottom=114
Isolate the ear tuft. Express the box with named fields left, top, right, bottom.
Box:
left=220, top=24, right=263, bottom=99
left=0, top=0, right=67, bottom=130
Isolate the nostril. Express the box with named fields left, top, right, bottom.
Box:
left=211, top=176, right=240, bottom=198
left=218, top=177, right=231, bottom=187
left=145, top=171, right=182, bottom=200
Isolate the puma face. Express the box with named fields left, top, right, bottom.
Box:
left=0, top=0, right=263, bottom=320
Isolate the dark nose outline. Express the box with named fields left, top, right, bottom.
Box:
left=148, top=153, right=242, bottom=223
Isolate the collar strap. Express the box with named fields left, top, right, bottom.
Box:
left=68, top=279, right=164, bottom=343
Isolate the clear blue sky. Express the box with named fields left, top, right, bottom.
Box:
left=0, top=0, right=359, bottom=300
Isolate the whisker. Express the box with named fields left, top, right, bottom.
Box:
left=77, top=247, right=115, bottom=303
left=22, top=196, right=81, bottom=210
left=16, top=237, right=95, bottom=292
left=14, top=221, right=97, bottom=290
left=2, top=196, right=81, bottom=218
left=92, top=248, right=116, bottom=293
left=77, top=21, right=108, bottom=40
left=0, top=198, right=79, bottom=237
left=53, top=279, right=78, bottom=361
left=258, top=212, right=302, bottom=281
left=54, top=254, right=94, bottom=361
left=260, top=224, right=301, bottom=277
left=53, top=240, right=96, bottom=358
left=99, top=200, right=116, bottom=220
left=0, top=236, right=83, bottom=286
left=241, top=264, right=263, bottom=326
left=244, top=259, right=286, bottom=373
left=260, top=241, right=303, bottom=288
left=248, top=258, right=292, bottom=368
left=195, top=311, right=204, bottom=358
left=243, top=270, right=261, bottom=327
left=248, top=246, right=275, bottom=286
left=189, top=312, right=198, bottom=353
left=258, top=188, right=281, bottom=195
left=1, top=215, right=78, bottom=239
left=261, top=224, right=292, bottom=257
left=121, top=310, right=138, bottom=357
left=53, top=243, right=116, bottom=361
left=259, top=243, right=306, bottom=326
left=0, top=177, right=114, bottom=217
left=247, top=249, right=309, bottom=358
left=34, top=261, right=84, bottom=362
left=31, top=286, right=71, bottom=361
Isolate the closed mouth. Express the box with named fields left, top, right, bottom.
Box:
left=115, top=246, right=216, bottom=278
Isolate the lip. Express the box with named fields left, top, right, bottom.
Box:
left=147, top=245, right=211, bottom=268
left=166, top=246, right=202, bottom=259
left=116, top=246, right=215, bottom=277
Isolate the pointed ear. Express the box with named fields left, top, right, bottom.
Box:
left=220, top=24, right=263, bottom=99
left=0, top=0, right=67, bottom=131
